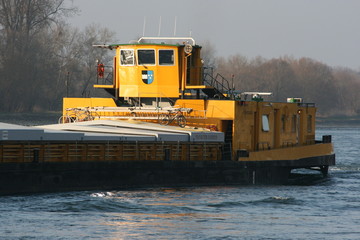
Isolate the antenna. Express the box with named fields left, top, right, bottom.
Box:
left=158, top=16, right=162, bottom=36
left=142, top=16, right=146, bottom=36
left=173, top=16, right=177, bottom=36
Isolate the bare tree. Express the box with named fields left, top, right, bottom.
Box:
left=287, top=58, right=339, bottom=115
left=332, top=67, right=360, bottom=115
left=34, top=23, right=115, bottom=110
left=214, top=54, right=342, bottom=115
left=0, top=0, right=76, bottom=111
left=254, top=58, right=297, bottom=101
left=199, top=40, right=217, bottom=70
left=0, top=0, right=76, bottom=59
left=69, top=24, right=115, bottom=97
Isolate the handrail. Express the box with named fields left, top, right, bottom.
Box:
left=137, top=37, right=196, bottom=46
left=203, top=72, right=235, bottom=99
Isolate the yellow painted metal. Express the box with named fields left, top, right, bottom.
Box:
left=63, top=98, right=116, bottom=109
left=205, top=100, right=235, bottom=119
left=175, top=99, right=206, bottom=111
left=85, top=43, right=207, bottom=101
left=93, top=84, right=114, bottom=89
left=116, top=45, right=179, bottom=98
left=175, top=99, right=320, bottom=159
left=238, top=143, right=333, bottom=162
left=185, top=85, right=214, bottom=89
left=63, top=98, right=117, bottom=116
left=231, top=101, right=318, bottom=153
left=174, top=99, right=235, bottom=119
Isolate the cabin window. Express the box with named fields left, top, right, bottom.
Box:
left=292, top=115, right=298, bottom=133
left=307, top=115, right=313, bottom=133
left=262, top=115, right=270, bottom=132
left=159, top=50, right=174, bottom=65
left=120, top=49, right=134, bottom=66
left=138, top=49, right=155, bottom=65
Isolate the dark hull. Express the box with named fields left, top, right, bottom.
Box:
left=0, top=154, right=335, bottom=195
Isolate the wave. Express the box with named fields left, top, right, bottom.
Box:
left=90, top=192, right=115, bottom=198
left=249, top=196, right=301, bottom=206
left=331, top=165, right=360, bottom=172
left=207, top=201, right=247, bottom=208
left=206, top=196, right=301, bottom=209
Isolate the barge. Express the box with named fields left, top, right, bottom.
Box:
left=0, top=37, right=335, bottom=195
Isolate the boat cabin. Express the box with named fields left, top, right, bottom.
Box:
left=93, top=37, right=203, bottom=102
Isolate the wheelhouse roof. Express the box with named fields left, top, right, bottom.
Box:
left=109, top=43, right=202, bottom=48
left=93, top=36, right=201, bottom=50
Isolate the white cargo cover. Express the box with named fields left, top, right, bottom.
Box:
left=1, top=120, right=224, bottom=142
left=39, top=120, right=224, bottom=142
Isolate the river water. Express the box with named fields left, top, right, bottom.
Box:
left=0, top=119, right=359, bottom=239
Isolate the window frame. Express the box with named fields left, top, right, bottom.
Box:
left=137, top=49, right=156, bottom=66
left=120, top=49, right=135, bottom=66
left=158, top=49, right=175, bottom=66
left=262, top=114, right=270, bottom=132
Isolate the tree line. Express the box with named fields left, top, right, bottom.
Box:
left=0, top=0, right=114, bottom=112
left=0, top=1, right=359, bottom=117
left=211, top=50, right=360, bottom=116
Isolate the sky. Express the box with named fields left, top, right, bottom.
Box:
left=67, top=0, right=360, bottom=70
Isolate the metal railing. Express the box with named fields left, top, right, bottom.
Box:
left=203, top=72, right=235, bottom=99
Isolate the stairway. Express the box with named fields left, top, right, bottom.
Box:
left=202, top=73, right=234, bottom=99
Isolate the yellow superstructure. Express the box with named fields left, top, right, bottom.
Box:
left=62, top=37, right=334, bottom=162
left=93, top=39, right=203, bottom=100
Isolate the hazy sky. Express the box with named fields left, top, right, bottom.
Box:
left=68, top=0, right=360, bottom=70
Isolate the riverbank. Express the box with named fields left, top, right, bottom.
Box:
left=0, top=112, right=60, bottom=126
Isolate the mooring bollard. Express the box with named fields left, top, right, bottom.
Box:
left=322, top=135, right=332, bottom=143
